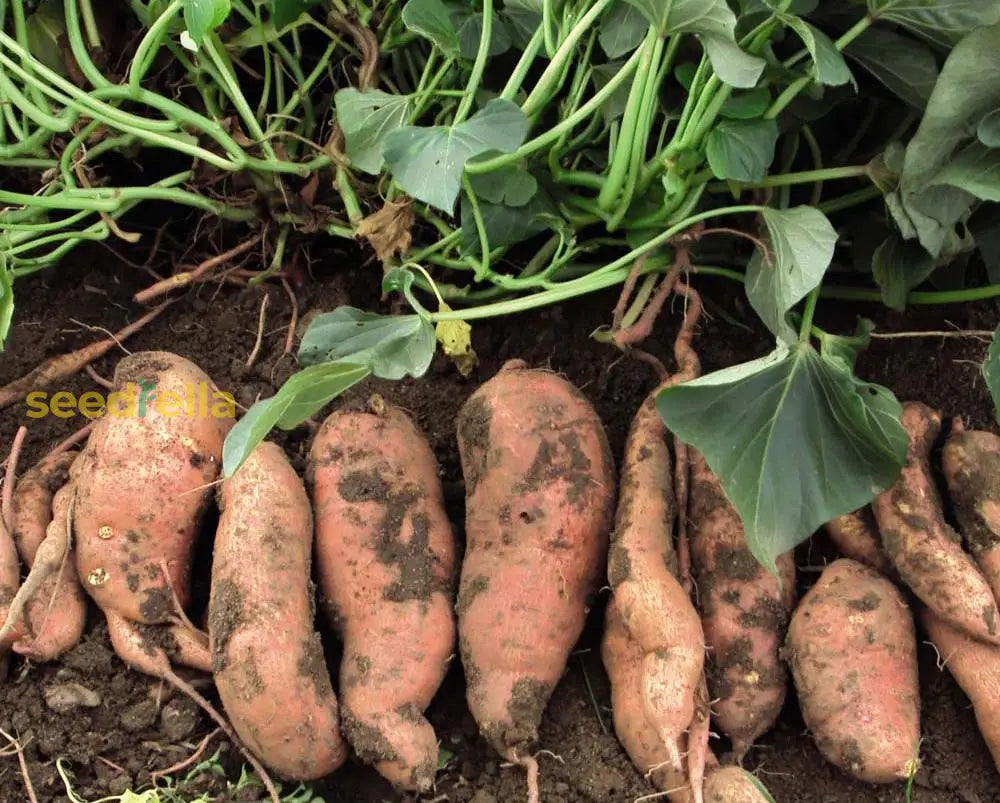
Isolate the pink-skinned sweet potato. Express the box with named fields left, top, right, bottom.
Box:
left=456, top=360, right=615, bottom=767
left=211, top=441, right=347, bottom=781
left=72, top=352, right=230, bottom=629
left=9, top=451, right=86, bottom=660
left=308, top=399, right=455, bottom=792
left=606, top=390, right=704, bottom=775
left=690, top=450, right=795, bottom=758
left=703, top=766, right=774, bottom=803
left=785, top=559, right=920, bottom=783
left=872, top=402, right=1000, bottom=644
left=942, top=426, right=1000, bottom=604
left=824, top=506, right=893, bottom=575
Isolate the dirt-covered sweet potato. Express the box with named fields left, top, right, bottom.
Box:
left=824, top=507, right=893, bottom=575
left=211, top=440, right=347, bottom=781
left=942, top=427, right=1000, bottom=604
left=922, top=608, right=1000, bottom=772
left=9, top=451, right=86, bottom=660
left=308, top=399, right=455, bottom=792
left=785, top=559, right=920, bottom=783
left=690, top=450, right=795, bottom=757
left=457, top=360, right=615, bottom=770
left=872, top=402, right=1000, bottom=644
left=606, top=389, right=704, bottom=775
left=72, top=352, right=230, bottom=659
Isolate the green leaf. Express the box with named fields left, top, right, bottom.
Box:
left=868, top=0, right=1000, bottom=49
left=459, top=192, right=556, bottom=254
left=720, top=87, right=772, bottom=119
left=599, top=3, right=649, bottom=59
left=592, top=62, right=633, bottom=122
left=25, top=0, right=67, bottom=76
left=502, top=0, right=542, bottom=48
left=889, top=23, right=1000, bottom=256
left=844, top=28, right=937, bottom=110
left=984, top=323, right=1000, bottom=425
left=705, top=119, right=779, bottom=182
left=969, top=203, right=1000, bottom=283
left=624, top=0, right=734, bottom=36
left=401, top=0, right=461, bottom=57
left=270, top=0, right=322, bottom=28
left=182, top=0, right=231, bottom=45
left=0, top=255, right=13, bottom=350
left=334, top=89, right=412, bottom=175
left=745, top=207, right=838, bottom=342
left=449, top=5, right=512, bottom=59
left=979, top=109, right=1000, bottom=147
left=780, top=15, right=852, bottom=87
left=675, top=62, right=698, bottom=91
left=816, top=318, right=875, bottom=371
left=871, top=235, right=938, bottom=311
left=468, top=164, right=537, bottom=206
left=701, top=33, right=767, bottom=89
left=381, top=99, right=530, bottom=213
left=222, top=362, right=370, bottom=477
left=931, top=142, right=1000, bottom=201
left=298, top=307, right=436, bottom=380
left=657, top=343, right=907, bottom=571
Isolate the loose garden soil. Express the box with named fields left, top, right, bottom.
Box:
left=1, top=236, right=999, bottom=803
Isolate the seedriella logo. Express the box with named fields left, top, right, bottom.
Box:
left=25, top=378, right=236, bottom=420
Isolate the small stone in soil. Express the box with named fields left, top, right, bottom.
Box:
left=120, top=699, right=158, bottom=733
left=45, top=683, right=102, bottom=712
left=160, top=696, right=200, bottom=741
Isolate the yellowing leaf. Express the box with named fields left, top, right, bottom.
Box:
left=435, top=303, right=478, bottom=376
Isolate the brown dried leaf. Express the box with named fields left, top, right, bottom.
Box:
left=355, top=199, right=415, bottom=262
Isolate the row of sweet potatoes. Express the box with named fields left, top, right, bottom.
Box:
left=2, top=350, right=999, bottom=802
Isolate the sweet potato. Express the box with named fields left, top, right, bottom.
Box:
left=871, top=401, right=1000, bottom=644
left=690, top=450, right=795, bottom=757
left=71, top=351, right=230, bottom=668
left=9, top=451, right=87, bottom=660
left=785, top=558, right=920, bottom=783
left=456, top=360, right=615, bottom=770
left=211, top=441, right=347, bottom=781
left=606, top=390, right=704, bottom=774
left=601, top=598, right=693, bottom=802
left=942, top=427, right=1000, bottom=603
left=307, top=399, right=455, bottom=792
left=922, top=608, right=1000, bottom=772
left=703, top=766, right=773, bottom=803
left=824, top=506, right=893, bottom=575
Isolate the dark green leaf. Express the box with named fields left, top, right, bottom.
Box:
left=868, top=0, right=1000, bottom=49
left=701, top=33, right=767, bottom=89
left=599, top=3, right=649, bottom=59
left=592, top=62, right=634, bottom=122
left=780, top=15, right=853, bottom=86
left=381, top=99, right=530, bottom=212
left=844, top=27, right=937, bottom=110
left=745, top=206, right=838, bottom=342
left=298, top=308, right=436, bottom=380
left=182, top=0, right=231, bottom=45
left=984, top=323, right=1000, bottom=425
left=448, top=5, right=512, bottom=59
left=889, top=23, right=1000, bottom=256
left=25, top=0, right=67, bottom=76
left=705, top=119, right=779, bottom=182
left=817, top=318, right=875, bottom=371
left=270, top=0, right=322, bottom=28
left=931, top=141, right=1000, bottom=201
left=401, top=0, right=461, bottom=57
left=503, top=0, right=542, bottom=47
left=657, top=343, right=907, bottom=571
left=979, top=109, right=1000, bottom=147
left=468, top=164, right=537, bottom=206
left=222, top=362, right=370, bottom=477
left=720, top=87, right=772, bottom=119
left=969, top=203, right=1000, bottom=282
left=624, top=0, right=733, bottom=36
left=675, top=62, right=698, bottom=90
left=459, top=192, right=556, bottom=254
left=334, top=89, right=412, bottom=175
left=871, top=234, right=938, bottom=311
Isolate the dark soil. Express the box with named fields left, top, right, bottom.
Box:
left=2, top=239, right=1000, bottom=803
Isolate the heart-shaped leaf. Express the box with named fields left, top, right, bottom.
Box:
left=335, top=89, right=412, bottom=175
left=780, top=14, right=853, bottom=87
left=182, top=0, right=231, bottom=46
left=706, top=119, right=779, bottom=182
left=402, top=0, right=461, bottom=57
